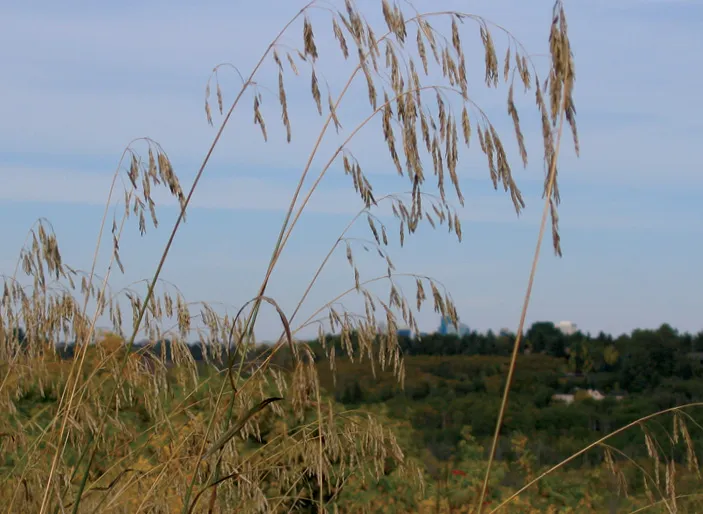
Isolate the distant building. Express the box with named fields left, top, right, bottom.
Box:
left=437, top=316, right=470, bottom=336
left=552, top=388, right=617, bottom=405
left=552, top=393, right=576, bottom=405
left=588, top=389, right=606, bottom=401
left=397, top=328, right=412, bottom=338
left=556, top=321, right=578, bottom=336
left=499, top=327, right=512, bottom=337
left=377, top=321, right=414, bottom=338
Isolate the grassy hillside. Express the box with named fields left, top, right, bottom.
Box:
left=4, top=329, right=703, bottom=512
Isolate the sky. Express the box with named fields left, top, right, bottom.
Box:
left=0, top=0, right=701, bottom=341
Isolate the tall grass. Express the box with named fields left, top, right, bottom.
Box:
left=4, top=1, right=699, bottom=513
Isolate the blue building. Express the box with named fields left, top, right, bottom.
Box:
left=378, top=321, right=414, bottom=339
left=437, top=316, right=470, bottom=336
left=397, top=328, right=412, bottom=338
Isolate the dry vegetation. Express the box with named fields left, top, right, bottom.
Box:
left=2, top=1, right=700, bottom=513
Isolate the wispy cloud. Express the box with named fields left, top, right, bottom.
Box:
left=1, top=0, right=701, bottom=186
left=0, top=165, right=519, bottom=221
left=1, top=166, right=699, bottom=234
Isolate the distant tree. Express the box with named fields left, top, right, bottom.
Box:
left=337, top=379, right=364, bottom=404
left=694, top=331, right=703, bottom=352
left=603, top=344, right=619, bottom=367
left=187, top=343, right=204, bottom=361
left=407, top=380, right=431, bottom=400
left=526, top=322, right=567, bottom=357
left=616, top=329, right=678, bottom=392
left=13, top=327, right=26, bottom=344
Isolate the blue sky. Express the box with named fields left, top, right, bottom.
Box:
left=0, top=0, right=701, bottom=341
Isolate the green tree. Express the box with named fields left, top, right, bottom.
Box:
left=603, top=344, right=619, bottom=367
left=526, top=321, right=567, bottom=357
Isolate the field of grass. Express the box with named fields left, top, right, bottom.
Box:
left=3, top=336, right=703, bottom=512
left=2, top=0, right=701, bottom=512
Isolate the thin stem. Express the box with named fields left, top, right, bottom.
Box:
left=62, top=3, right=308, bottom=508
left=488, top=404, right=703, bottom=513
left=176, top=7, right=316, bottom=511
left=599, top=443, right=673, bottom=514
left=41, top=164, right=134, bottom=514
left=476, top=90, right=568, bottom=512
left=287, top=192, right=415, bottom=327
left=277, top=84, right=480, bottom=266
left=628, top=493, right=703, bottom=514
left=237, top=272, right=437, bottom=387
left=250, top=8, right=500, bottom=336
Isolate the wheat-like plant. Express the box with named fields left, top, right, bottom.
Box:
left=489, top=403, right=703, bottom=514
left=0, top=1, right=587, bottom=512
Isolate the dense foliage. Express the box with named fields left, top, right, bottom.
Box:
left=11, top=321, right=703, bottom=512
